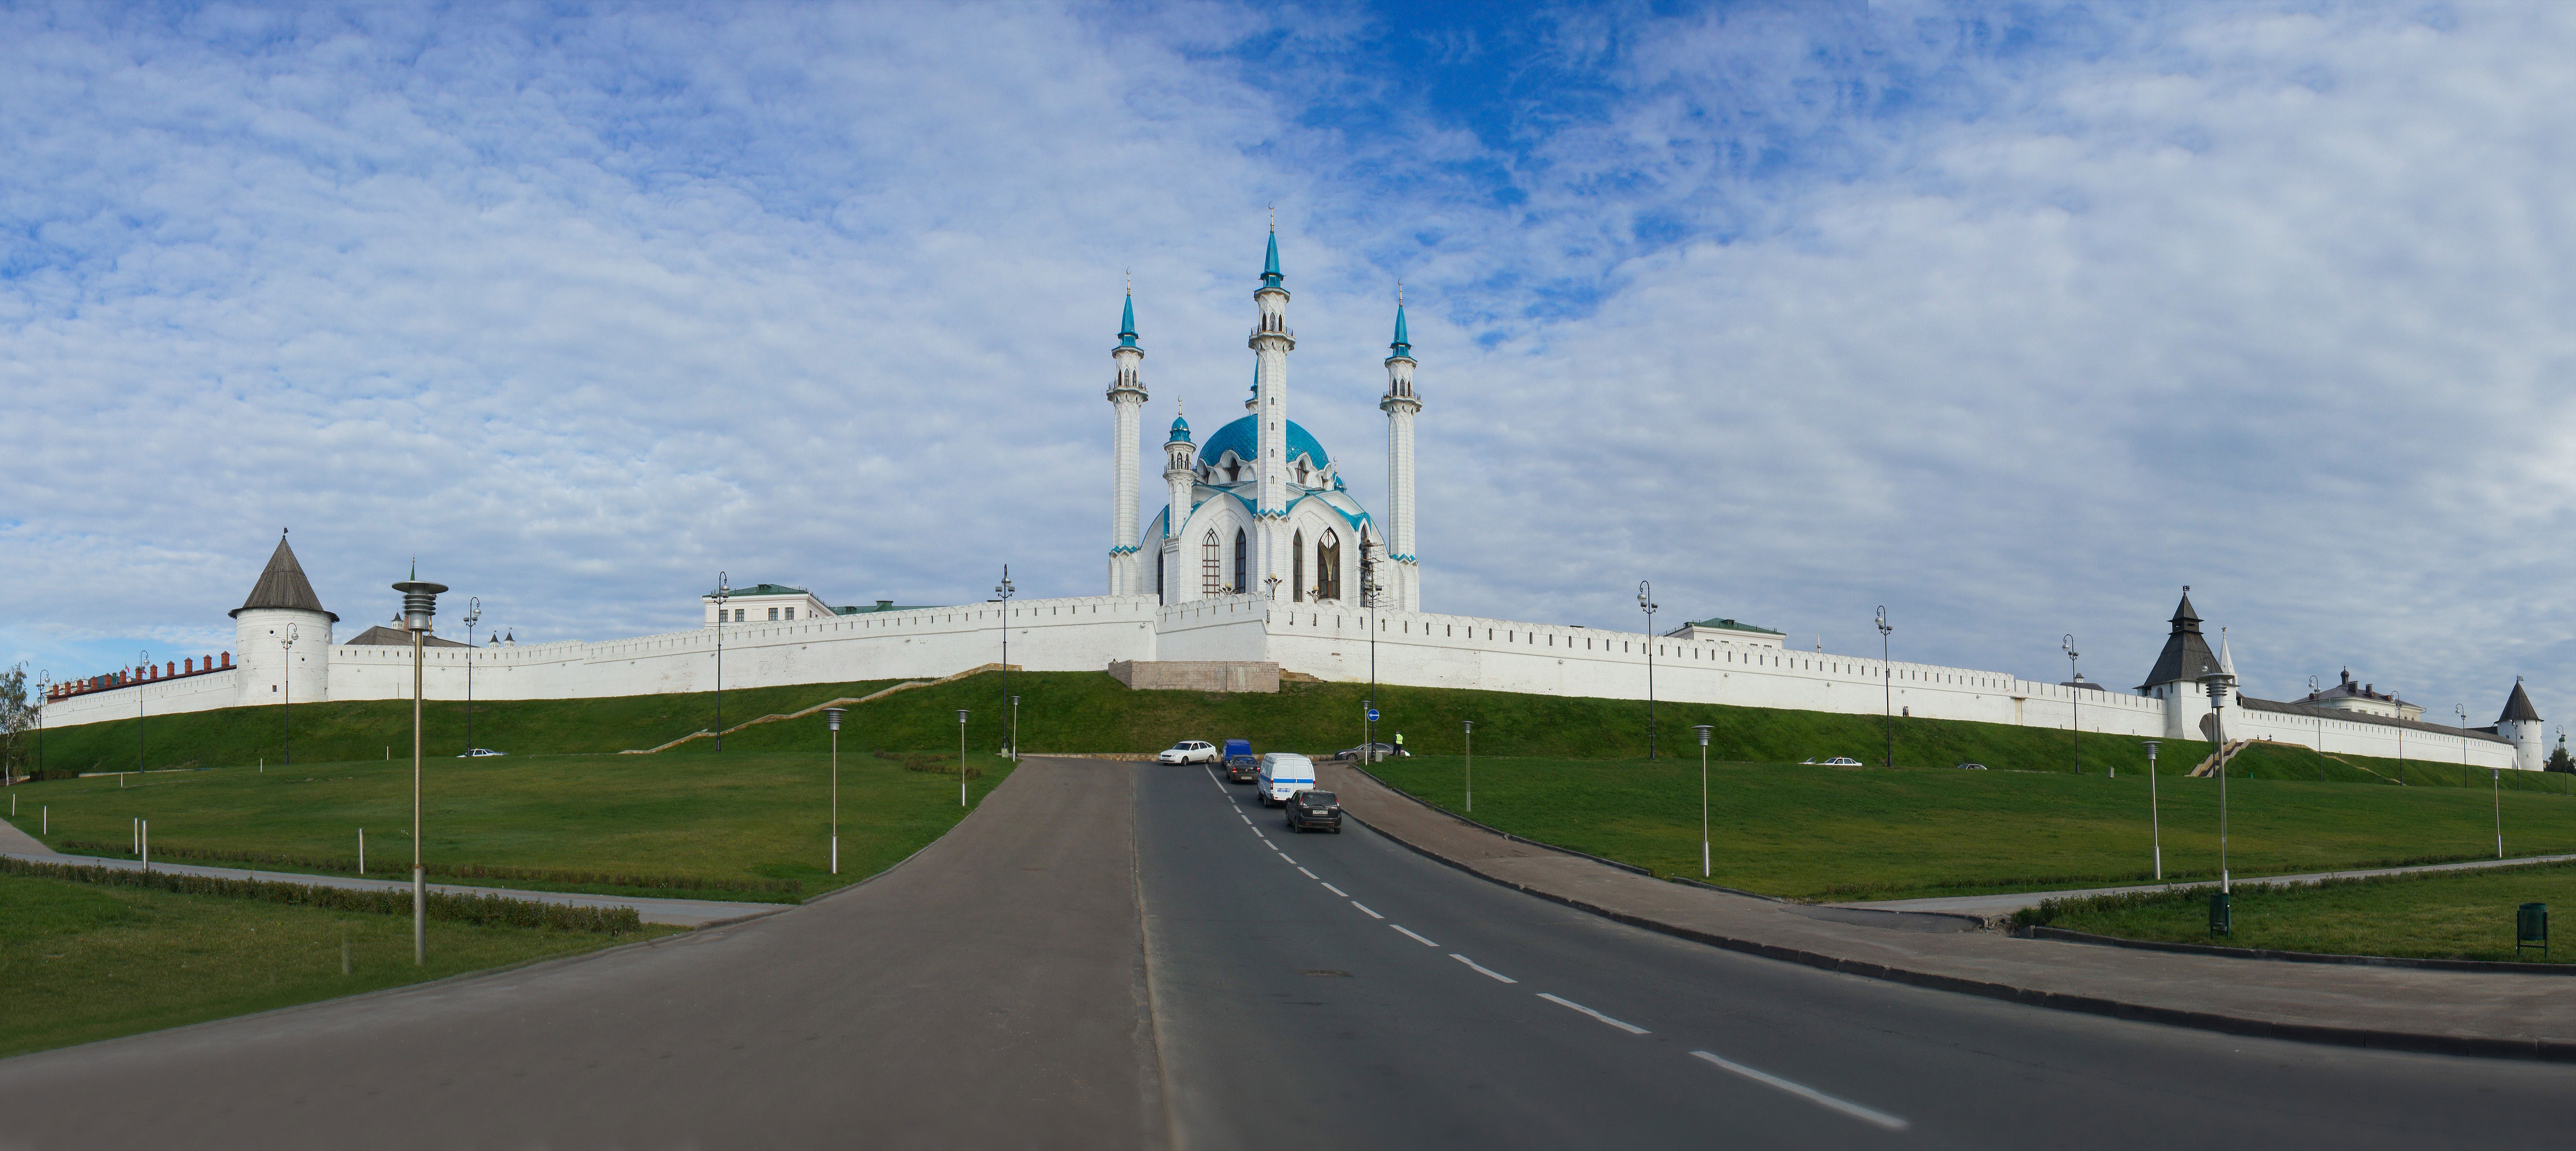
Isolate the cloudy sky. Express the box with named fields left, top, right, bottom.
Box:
left=7, top=1, right=2574, bottom=726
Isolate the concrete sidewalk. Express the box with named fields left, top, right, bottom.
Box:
left=1317, top=759, right=2576, bottom=1061
left=1, top=851, right=785, bottom=928
left=1840, top=853, right=2576, bottom=918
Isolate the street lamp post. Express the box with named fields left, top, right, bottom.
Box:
left=137, top=649, right=149, bottom=775
left=280, top=626, right=298, bottom=768
left=713, top=572, right=730, bottom=752
left=2200, top=664, right=2237, bottom=894
left=1638, top=582, right=1660, bottom=760
left=2144, top=740, right=2163, bottom=880
left=995, top=566, right=1015, bottom=756
left=1694, top=723, right=1715, bottom=878
left=1876, top=607, right=1894, bottom=768
left=33, top=672, right=49, bottom=783
left=1363, top=541, right=1381, bottom=760
left=2457, top=704, right=2470, bottom=768
left=393, top=573, right=448, bottom=966
left=463, top=598, right=481, bottom=757
left=823, top=707, right=845, bottom=875
left=2495, top=763, right=2505, bottom=859
left=1011, top=695, right=1021, bottom=764
left=2064, top=635, right=2084, bottom=776
left=956, top=709, right=970, bottom=807
left=1462, top=719, right=1474, bottom=813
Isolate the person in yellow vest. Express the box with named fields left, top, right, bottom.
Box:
left=1393, top=732, right=1405, bottom=757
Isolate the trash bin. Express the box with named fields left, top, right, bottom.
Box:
left=2518, top=903, right=2548, bottom=959
left=2209, top=891, right=2231, bottom=938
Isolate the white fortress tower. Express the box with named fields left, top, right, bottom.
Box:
left=1380, top=297, right=1422, bottom=612
left=2498, top=678, right=2546, bottom=772
left=230, top=533, right=337, bottom=706
left=1249, top=227, right=1295, bottom=595
left=1106, top=292, right=1148, bottom=595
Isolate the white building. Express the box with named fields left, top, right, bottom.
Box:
left=34, top=232, right=2548, bottom=772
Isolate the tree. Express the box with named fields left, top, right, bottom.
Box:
left=2547, top=739, right=2575, bottom=774
left=0, top=663, right=31, bottom=784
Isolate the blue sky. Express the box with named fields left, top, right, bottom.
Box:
left=7, top=1, right=2576, bottom=730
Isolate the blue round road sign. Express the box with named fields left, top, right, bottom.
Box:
left=1367, top=709, right=1380, bottom=722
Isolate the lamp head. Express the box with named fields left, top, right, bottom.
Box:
left=2143, top=740, right=2160, bottom=756
left=822, top=707, right=845, bottom=732
left=1694, top=723, right=1713, bottom=746
left=956, top=709, right=969, bottom=726
left=393, top=580, right=448, bottom=633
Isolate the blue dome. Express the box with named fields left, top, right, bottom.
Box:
left=1199, top=415, right=1329, bottom=470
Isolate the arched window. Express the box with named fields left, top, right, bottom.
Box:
left=1292, top=530, right=1305, bottom=602
left=1317, top=530, right=1340, bottom=601
left=1233, top=529, right=1248, bottom=596
left=1201, top=531, right=1222, bottom=596
left=1155, top=544, right=1165, bottom=601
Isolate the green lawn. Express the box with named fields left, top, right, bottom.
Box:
left=2, top=747, right=1015, bottom=901
left=2024, top=862, right=2576, bottom=963
left=1367, top=754, right=2576, bottom=901
left=0, top=870, right=676, bottom=1057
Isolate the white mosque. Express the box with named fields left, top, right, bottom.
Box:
left=33, top=230, right=2550, bottom=772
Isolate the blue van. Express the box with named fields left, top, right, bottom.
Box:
left=1222, top=739, right=1258, bottom=783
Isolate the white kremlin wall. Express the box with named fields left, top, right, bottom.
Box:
left=41, top=591, right=2517, bottom=772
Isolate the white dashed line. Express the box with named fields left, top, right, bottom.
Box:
left=1352, top=901, right=1385, bottom=919
left=1537, top=993, right=1649, bottom=1035
left=1297, top=867, right=1319, bottom=879
left=1450, top=954, right=1517, bottom=983
left=1390, top=924, right=1439, bottom=947
left=1321, top=883, right=1348, bottom=897
left=1279, top=855, right=1297, bottom=865
left=1267, top=842, right=1281, bottom=853
left=1688, top=1051, right=1910, bottom=1131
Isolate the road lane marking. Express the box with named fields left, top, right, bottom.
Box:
left=1537, top=993, right=1649, bottom=1034
left=1321, top=883, right=1348, bottom=897
left=1450, top=954, right=1517, bottom=983
left=1267, top=842, right=1282, bottom=853
left=1688, top=1050, right=1909, bottom=1132
left=1391, top=925, right=1439, bottom=947
left=1279, top=855, right=1297, bottom=864
left=1297, top=867, right=1319, bottom=879
left=1352, top=901, right=1385, bottom=919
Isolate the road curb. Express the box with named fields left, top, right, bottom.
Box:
left=1332, top=804, right=2576, bottom=1064
left=2024, top=925, right=2576, bottom=975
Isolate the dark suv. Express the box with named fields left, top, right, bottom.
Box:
left=1285, top=790, right=1342, bottom=833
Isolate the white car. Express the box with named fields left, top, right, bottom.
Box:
left=1818, top=756, right=1865, bottom=767
left=455, top=748, right=506, bottom=758
left=1157, top=740, right=1221, bottom=765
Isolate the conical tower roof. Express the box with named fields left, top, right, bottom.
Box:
left=2139, top=589, right=2215, bottom=690
left=229, top=534, right=339, bottom=621
left=2499, top=678, right=2542, bottom=723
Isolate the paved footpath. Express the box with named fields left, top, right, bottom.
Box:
left=1317, top=759, right=2576, bottom=1059
left=0, top=849, right=782, bottom=927
left=1841, top=853, right=2576, bottom=917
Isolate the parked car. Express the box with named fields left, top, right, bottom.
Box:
left=1258, top=753, right=1318, bottom=806
left=1157, top=740, right=1221, bottom=766
left=1954, top=762, right=1988, bottom=771
left=455, top=748, right=506, bottom=758
left=1817, top=756, right=1865, bottom=767
left=1285, top=789, right=1342, bottom=833
left=1338, top=742, right=1399, bottom=763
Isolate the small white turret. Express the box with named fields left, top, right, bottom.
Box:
left=2497, top=677, right=2545, bottom=772
left=230, top=532, right=338, bottom=707
left=1161, top=405, right=1196, bottom=602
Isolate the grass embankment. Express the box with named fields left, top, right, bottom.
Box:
left=0, top=870, right=676, bottom=1058
left=2, top=747, right=1015, bottom=902
left=2023, top=861, right=2576, bottom=963
left=36, top=667, right=2571, bottom=796
left=1368, top=755, right=2576, bottom=902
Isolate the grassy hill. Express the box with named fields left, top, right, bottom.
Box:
left=29, top=670, right=2574, bottom=797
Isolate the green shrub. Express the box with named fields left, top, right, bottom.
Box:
left=55, top=840, right=799, bottom=896
left=0, top=856, right=644, bottom=933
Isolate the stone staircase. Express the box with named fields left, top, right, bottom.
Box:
left=618, top=664, right=1019, bottom=754
left=2187, top=739, right=2252, bottom=778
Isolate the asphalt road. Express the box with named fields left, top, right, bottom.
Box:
left=1137, top=763, right=2576, bottom=1150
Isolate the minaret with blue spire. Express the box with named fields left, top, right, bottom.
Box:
left=1106, top=287, right=1149, bottom=596
left=1247, top=220, right=1296, bottom=597
left=1379, top=289, right=1422, bottom=611
left=1160, top=402, right=1196, bottom=600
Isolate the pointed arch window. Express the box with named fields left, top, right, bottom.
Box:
left=1233, top=529, right=1248, bottom=596
left=1317, top=529, right=1341, bottom=601
left=1292, top=530, right=1305, bottom=602
left=1201, top=531, right=1222, bottom=596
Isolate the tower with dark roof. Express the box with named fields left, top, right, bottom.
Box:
left=230, top=532, right=338, bottom=709
left=2498, top=677, right=2546, bottom=772
left=2138, top=588, right=2222, bottom=739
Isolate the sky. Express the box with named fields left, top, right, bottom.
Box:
left=6, top=1, right=2575, bottom=729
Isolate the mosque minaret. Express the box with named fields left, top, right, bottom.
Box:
left=1105, top=290, right=1148, bottom=596
left=1380, top=294, right=1422, bottom=612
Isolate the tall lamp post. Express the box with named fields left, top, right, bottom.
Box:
left=1011, top=696, right=1021, bottom=764
left=713, top=572, right=730, bottom=751
left=463, top=598, right=482, bottom=757
left=1363, top=541, right=1381, bottom=760
left=1637, top=582, right=1660, bottom=760
left=2144, top=740, right=2163, bottom=880
left=393, top=573, right=448, bottom=965
left=2457, top=704, right=2470, bottom=768
left=2200, top=663, right=2237, bottom=895
left=1694, top=723, right=1715, bottom=877
left=33, top=672, right=50, bottom=783
left=994, top=566, right=1015, bottom=756
left=823, top=707, right=845, bottom=874
left=1462, top=719, right=1474, bottom=813
left=2063, top=635, right=2083, bottom=775
left=137, top=649, right=149, bottom=775
left=280, top=625, right=298, bottom=768
left=956, top=709, right=970, bottom=807
left=1876, top=607, right=1894, bottom=768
